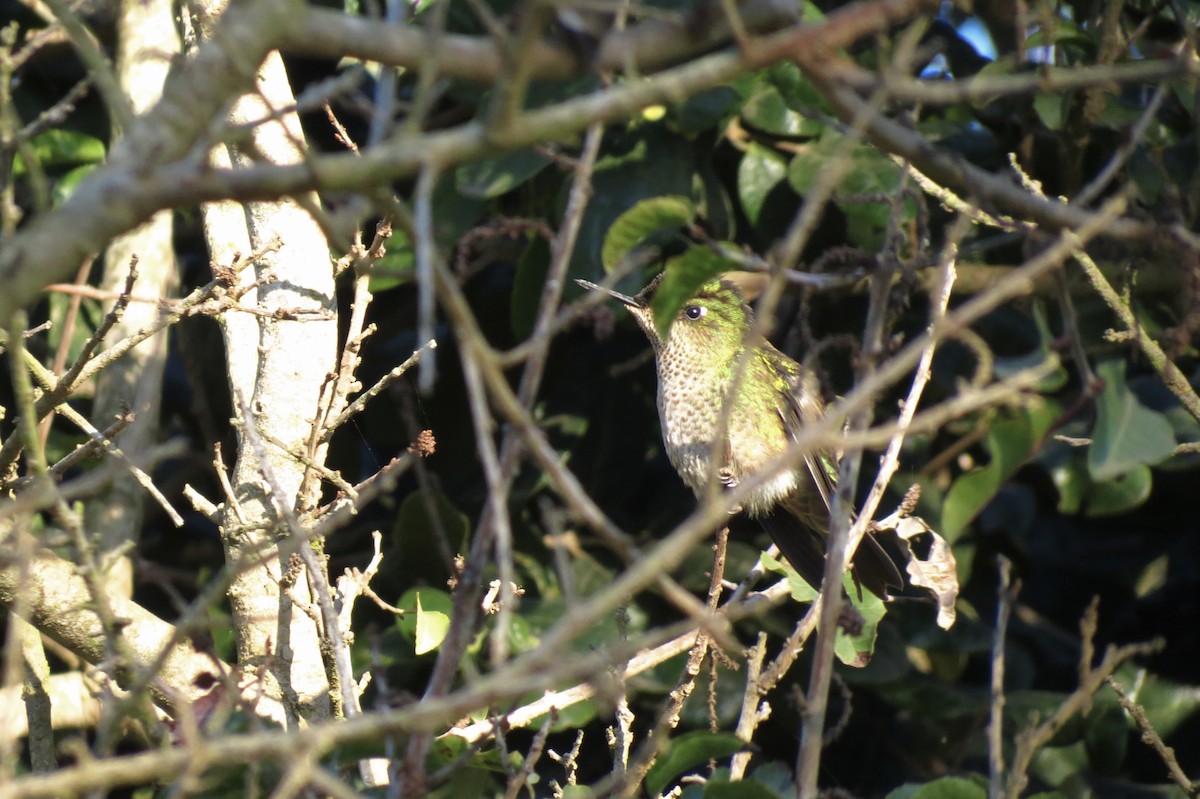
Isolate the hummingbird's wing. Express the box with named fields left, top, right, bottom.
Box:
left=774, top=366, right=904, bottom=598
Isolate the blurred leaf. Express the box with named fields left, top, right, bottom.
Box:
left=502, top=611, right=539, bottom=655
left=368, top=229, right=415, bottom=292
left=415, top=593, right=451, bottom=655
left=528, top=695, right=596, bottom=733
left=672, top=86, right=739, bottom=135
left=427, top=734, right=469, bottom=770
left=1088, top=360, right=1176, bottom=481
left=1128, top=148, right=1165, bottom=205
left=433, top=173, right=489, bottom=248
left=456, top=149, right=551, bottom=199
left=47, top=290, right=101, bottom=371
left=1034, top=92, right=1066, bottom=130
left=942, top=399, right=1060, bottom=540
left=574, top=127, right=696, bottom=282
left=741, top=83, right=813, bottom=137
left=13, top=129, right=105, bottom=175
left=1043, top=437, right=1156, bottom=517
left=511, top=236, right=551, bottom=340
left=737, top=143, right=788, bottom=225
left=395, top=588, right=454, bottom=655
left=422, top=760, right=498, bottom=798
left=696, top=158, right=735, bottom=241
left=1113, top=665, right=1200, bottom=738
left=993, top=303, right=1068, bottom=392
left=788, top=136, right=903, bottom=197
left=1030, top=741, right=1088, bottom=791
left=573, top=550, right=617, bottom=595
left=600, top=195, right=695, bottom=273
left=875, top=676, right=982, bottom=722
left=788, top=135, right=910, bottom=247
left=1007, top=690, right=1085, bottom=747
left=704, top=778, right=785, bottom=799
left=206, top=606, right=236, bottom=664
left=644, top=731, right=747, bottom=797
left=748, top=762, right=794, bottom=796
left=765, top=59, right=826, bottom=110
left=650, top=245, right=730, bottom=337
left=52, top=163, right=99, bottom=206
left=392, top=489, right=471, bottom=566
left=1084, top=700, right=1127, bottom=774
left=886, top=775, right=986, bottom=799
left=1086, top=464, right=1153, bottom=516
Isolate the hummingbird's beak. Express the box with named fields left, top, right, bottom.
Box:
left=575, top=279, right=642, bottom=308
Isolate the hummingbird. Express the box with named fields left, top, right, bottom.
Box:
left=578, top=272, right=902, bottom=599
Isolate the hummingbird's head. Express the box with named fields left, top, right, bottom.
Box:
left=577, top=274, right=754, bottom=365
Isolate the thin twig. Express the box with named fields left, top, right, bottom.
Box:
left=1073, top=246, right=1200, bottom=423
left=1106, top=677, right=1199, bottom=798
left=988, top=556, right=1016, bottom=799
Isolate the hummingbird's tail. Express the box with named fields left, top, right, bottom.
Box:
left=759, top=508, right=903, bottom=600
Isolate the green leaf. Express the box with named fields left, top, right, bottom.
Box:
left=747, top=762, right=794, bottom=796
left=650, top=245, right=730, bottom=337
left=672, top=86, right=739, bottom=135
left=695, top=158, right=735, bottom=241
left=835, top=572, right=886, bottom=667
left=761, top=553, right=886, bottom=667
left=993, top=303, right=1068, bottom=393
left=1086, top=463, right=1153, bottom=516
left=368, top=229, right=415, bottom=292
left=704, top=778, right=785, bottom=799
left=395, top=588, right=454, bottom=655
left=46, top=289, right=101, bottom=370
left=787, top=136, right=909, bottom=248
left=502, top=612, right=540, bottom=655
left=52, top=163, right=100, bottom=206
left=573, top=127, right=695, bottom=280
left=942, top=399, right=1060, bottom=540
left=1084, top=700, right=1127, bottom=774
left=1088, top=360, right=1176, bottom=480
left=741, top=83, right=810, bottom=137
left=1043, top=437, right=1156, bottom=517
left=788, top=136, right=903, bottom=197
left=762, top=552, right=818, bottom=602
left=13, top=129, right=106, bottom=176
left=1030, top=741, right=1089, bottom=790
left=1112, top=665, right=1200, bottom=738
left=600, top=195, right=695, bottom=273
left=392, top=490, right=471, bottom=575
left=886, top=775, right=987, bottom=799
left=1033, top=92, right=1066, bottom=130
left=455, top=148, right=551, bottom=199
left=644, top=731, right=747, bottom=797
left=737, top=143, right=788, bottom=225
left=432, top=172, right=489, bottom=249
left=415, top=595, right=450, bottom=655
left=511, top=236, right=551, bottom=340
left=765, top=60, right=826, bottom=111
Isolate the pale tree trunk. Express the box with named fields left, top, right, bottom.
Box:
left=84, top=0, right=181, bottom=601
left=186, top=6, right=338, bottom=725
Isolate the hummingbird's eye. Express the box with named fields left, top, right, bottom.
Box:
left=684, top=305, right=706, bottom=320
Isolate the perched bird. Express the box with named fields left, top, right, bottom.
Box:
left=579, top=272, right=902, bottom=599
